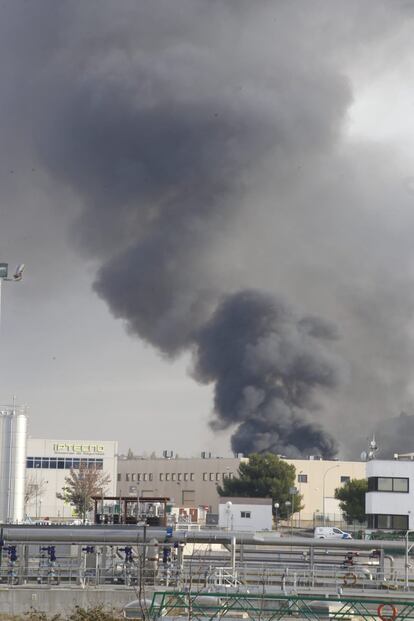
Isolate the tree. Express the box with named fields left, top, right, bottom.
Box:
left=56, top=466, right=111, bottom=523
left=218, top=453, right=303, bottom=518
left=335, top=478, right=367, bottom=523
left=25, top=474, right=48, bottom=518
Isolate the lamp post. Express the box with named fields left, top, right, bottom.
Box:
left=274, top=502, right=280, bottom=530
left=0, top=263, right=25, bottom=328
left=322, top=464, right=340, bottom=526
left=285, top=500, right=292, bottom=536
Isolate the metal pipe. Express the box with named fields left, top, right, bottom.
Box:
left=231, top=536, right=236, bottom=574
left=384, top=554, right=395, bottom=580
left=0, top=526, right=408, bottom=552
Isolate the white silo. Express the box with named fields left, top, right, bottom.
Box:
left=0, top=406, right=27, bottom=523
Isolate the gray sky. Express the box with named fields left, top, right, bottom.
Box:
left=1, top=1, right=414, bottom=457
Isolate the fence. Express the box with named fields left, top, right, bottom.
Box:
left=277, top=513, right=367, bottom=534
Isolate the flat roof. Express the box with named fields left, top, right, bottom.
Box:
left=219, top=497, right=272, bottom=505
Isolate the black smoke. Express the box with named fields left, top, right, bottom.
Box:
left=374, top=413, right=414, bottom=458
left=2, top=1, right=414, bottom=456
left=194, top=290, right=341, bottom=457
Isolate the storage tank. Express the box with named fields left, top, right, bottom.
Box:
left=0, top=406, right=27, bottom=523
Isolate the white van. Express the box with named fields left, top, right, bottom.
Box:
left=314, top=526, right=352, bottom=539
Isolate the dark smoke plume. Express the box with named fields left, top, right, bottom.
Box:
left=374, top=413, right=414, bottom=458
left=3, top=1, right=414, bottom=455
left=194, top=290, right=341, bottom=457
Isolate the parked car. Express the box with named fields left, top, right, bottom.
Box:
left=314, top=526, right=352, bottom=539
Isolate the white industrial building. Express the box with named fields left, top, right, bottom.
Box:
left=218, top=497, right=273, bottom=531
left=366, top=458, right=413, bottom=530
left=25, top=438, right=118, bottom=521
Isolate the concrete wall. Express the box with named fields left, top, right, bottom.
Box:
left=0, top=586, right=134, bottom=616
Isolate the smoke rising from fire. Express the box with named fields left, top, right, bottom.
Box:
left=194, top=290, right=341, bottom=457
left=1, top=2, right=414, bottom=455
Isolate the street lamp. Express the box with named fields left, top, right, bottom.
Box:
left=274, top=502, right=280, bottom=530
left=0, top=263, right=25, bottom=327
left=322, top=464, right=340, bottom=526
left=285, top=500, right=292, bottom=536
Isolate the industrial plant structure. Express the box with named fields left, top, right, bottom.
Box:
left=0, top=405, right=27, bottom=523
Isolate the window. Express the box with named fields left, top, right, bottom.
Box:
left=137, top=473, right=141, bottom=482
left=159, top=473, right=164, bottom=481
left=143, top=473, right=147, bottom=481
left=184, top=473, right=188, bottom=481
left=298, top=474, right=308, bottom=483
left=126, top=473, right=130, bottom=482
left=131, top=473, right=136, bottom=481
left=190, top=473, right=194, bottom=481
left=378, top=477, right=393, bottom=491
left=182, top=490, right=195, bottom=504
left=177, top=473, right=182, bottom=481
left=26, top=455, right=103, bottom=470
left=368, top=514, right=408, bottom=530
left=393, top=478, right=409, bottom=492
left=203, top=473, right=207, bottom=481
left=340, top=476, right=350, bottom=484
left=228, top=473, right=233, bottom=479
left=166, top=473, right=170, bottom=481
left=149, top=473, right=153, bottom=481
left=393, top=515, right=409, bottom=529
left=368, top=477, right=409, bottom=493
left=209, top=473, right=214, bottom=481
left=117, top=473, right=121, bottom=482
left=171, top=473, right=176, bottom=481
left=216, top=473, right=220, bottom=481
left=240, top=511, right=251, bottom=518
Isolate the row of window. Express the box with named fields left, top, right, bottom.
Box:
left=368, top=477, right=409, bottom=493
left=119, top=472, right=234, bottom=483
left=367, top=514, right=409, bottom=530
left=297, top=474, right=350, bottom=484
left=27, top=457, right=104, bottom=470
